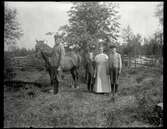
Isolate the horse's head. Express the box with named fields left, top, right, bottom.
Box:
left=35, top=40, right=53, bottom=56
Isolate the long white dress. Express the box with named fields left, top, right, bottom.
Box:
left=94, top=53, right=111, bottom=93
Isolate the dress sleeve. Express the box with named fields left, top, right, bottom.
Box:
left=105, top=54, right=109, bottom=60
left=95, top=55, right=98, bottom=62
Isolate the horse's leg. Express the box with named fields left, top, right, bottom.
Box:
left=71, top=69, right=76, bottom=88
left=75, top=68, right=80, bottom=88
left=74, top=68, right=80, bottom=88
left=85, top=68, right=88, bottom=83
left=85, top=64, right=89, bottom=83
left=87, top=73, right=91, bottom=91
left=75, top=68, right=79, bottom=82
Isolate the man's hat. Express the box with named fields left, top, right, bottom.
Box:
left=109, top=44, right=117, bottom=49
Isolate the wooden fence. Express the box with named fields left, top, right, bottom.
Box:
left=12, top=55, right=45, bottom=71
left=122, top=55, right=162, bottom=69
left=11, top=54, right=162, bottom=71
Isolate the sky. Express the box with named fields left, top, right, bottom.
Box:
left=5, top=2, right=162, bottom=49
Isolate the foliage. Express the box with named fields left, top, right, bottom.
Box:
left=155, top=3, right=163, bottom=27
left=4, top=67, right=162, bottom=127
left=60, top=2, right=120, bottom=52
left=7, top=47, right=36, bottom=57
left=4, top=3, right=23, bottom=45
left=142, top=32, right=163, bottom=57
left=4, top=52, right=16, bottom=80
left=121, top=25, right=142, bottom=57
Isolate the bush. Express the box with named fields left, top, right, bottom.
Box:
left=4, top=52, right=16, bottom=80
left=135, top=90, right=162, bottom=126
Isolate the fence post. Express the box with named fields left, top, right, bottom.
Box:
left=128, top=56, right=131, bottom=69
left=135, top=56, right=136, bottom=69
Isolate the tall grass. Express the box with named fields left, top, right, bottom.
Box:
left=4, top=67, right=163, bottom=127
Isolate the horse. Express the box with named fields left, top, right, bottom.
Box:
left=35, top=40, right=82, bottom=94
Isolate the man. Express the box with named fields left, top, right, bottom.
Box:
left=50, top=34, right=65, bottom=80
left=85, top=49, right=96, bottom=92
left=51, top=34, right=65, bottom=69
left=108, top=44, right=122, bottom=97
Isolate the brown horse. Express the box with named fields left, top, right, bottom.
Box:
left=35, top=40, right=82, bottom=94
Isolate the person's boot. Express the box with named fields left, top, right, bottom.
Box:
left=115, top=84, right=119, bottom=98
left=110, top=84, right=113, bottom=97
left=111, top=84, right=114, bottom=93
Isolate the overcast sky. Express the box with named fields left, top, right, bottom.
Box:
left=6, top=2, right=162, bottom=49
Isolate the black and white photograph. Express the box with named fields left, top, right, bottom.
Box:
left=4, top=1, right=163, bottom=128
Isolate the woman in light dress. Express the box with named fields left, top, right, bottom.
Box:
left=93, top=46, right=111, bottom=93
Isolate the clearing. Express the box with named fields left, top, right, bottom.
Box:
left=4, top=67, right=163, bottom=127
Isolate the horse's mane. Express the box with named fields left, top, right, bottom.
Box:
left=35, top=41, right=52, bottom=54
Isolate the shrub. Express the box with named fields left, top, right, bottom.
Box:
left=135, top=90, right=162, bottom=126
left=4, top=52, right=16, bottom=80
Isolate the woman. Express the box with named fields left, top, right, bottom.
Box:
left=94, top=46, right=111, bottom=93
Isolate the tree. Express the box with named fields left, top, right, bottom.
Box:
left=122, top=25, right=133, bottom=44
left=60, top=2, right=120, bottom=52
left=121, top=25, right=143, bottom=68
left=4, top=3, right=23, bottom=45
left=121, top=25, right=134, bottom=56
left=122, top=25, right=142, bottom=56
left=154, top=2, right=163, bottom=65
left=142, top=33, right=162, bottom=58
left=155, top=3, right=163, bottom=27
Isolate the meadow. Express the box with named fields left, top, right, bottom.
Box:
left=4, top=66, right=163, bottom=127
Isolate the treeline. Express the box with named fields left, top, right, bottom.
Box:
left=5, top=47, right=36, bottom=57
left=119, top=25, right=163, bottom=60
left=4, top=47, right=41, bottom=80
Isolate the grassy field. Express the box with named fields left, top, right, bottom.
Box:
left=4, top=67, right=163, bottom=127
